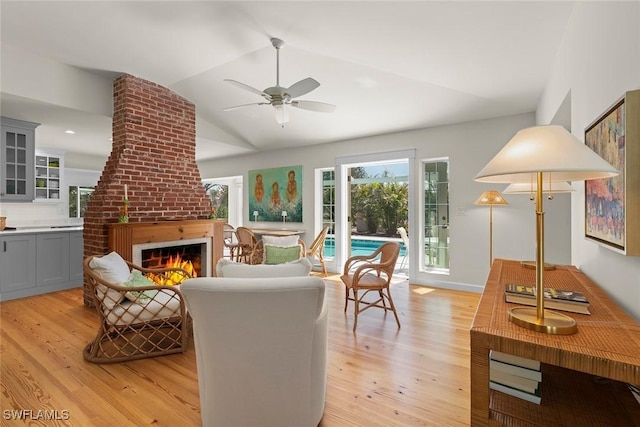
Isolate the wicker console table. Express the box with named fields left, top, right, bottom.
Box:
left=470, top=259, right=640, bottom=426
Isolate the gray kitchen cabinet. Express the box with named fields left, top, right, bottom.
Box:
left=1, top=228, right=83, bottom=301
left=0, top=233, right=37, bottom=293
left=1, top=117, right=40, bottom=201
left=36, top=232, right=70, bottom=288
left=69, top=231, right=83, bottom=284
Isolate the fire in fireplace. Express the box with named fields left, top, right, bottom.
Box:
left=132, top=237, right=212, bottom=284
left=142, top=244, right=201, bottom=282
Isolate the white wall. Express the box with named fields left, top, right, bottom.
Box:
left=537, top=2, right=640, bottom=320
left=199, top=112, right=572, bottom=292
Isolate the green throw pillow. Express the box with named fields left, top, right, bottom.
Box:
left=263, top=245, right=301, bottom=265
left=123, top=270, right=158, bottom=302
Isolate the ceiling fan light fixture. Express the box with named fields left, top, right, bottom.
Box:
left=223, top=37, right=335, bottom=125
left=274, top=104, right=289, bottom=126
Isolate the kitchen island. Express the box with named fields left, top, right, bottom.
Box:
left=0, top=226, right=83, bottom=301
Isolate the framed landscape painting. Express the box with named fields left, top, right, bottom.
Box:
left=249, top=165, right=303, bottom=222
left=584, top=90, right=639, bottom=256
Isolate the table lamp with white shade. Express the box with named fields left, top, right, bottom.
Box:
left=475, top=125, right=618, bottom=335
left=503, top=181, right=574, bottom=196
left=504, top=181, right=574, bottom=271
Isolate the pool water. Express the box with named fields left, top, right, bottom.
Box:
left=323, top=237, right=406, bottom=258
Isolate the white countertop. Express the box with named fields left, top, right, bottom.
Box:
left=0, top=225, right=83, bottom=235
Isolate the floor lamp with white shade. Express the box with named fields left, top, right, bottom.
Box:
left=474, top=190, right=508, bottom=267
left=474, top=125, right=618, bottom=335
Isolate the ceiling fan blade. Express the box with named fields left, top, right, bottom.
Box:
left=290, top=100, right=336, bottom=113
left=223, top=102, right=268, bottom=112
left=224, top=79, right=271, bottom=100
left=286, top=78, right=320, bottom=98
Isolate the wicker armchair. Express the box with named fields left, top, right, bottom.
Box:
left=306, top=226, right=329, bottom=276
left=222, top=223, right=240, bottom=261
left=235, top=226, right=258, bottom=264
left=340, top=242, right=401, bottom=332
left=83, top=253, right=192, bottom=363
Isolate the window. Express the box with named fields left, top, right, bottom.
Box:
left=322, top=169, right=336, bottom=235
left=69, top=186, right=94, bottom=218
left=423, top=159, right=449, bottom=272
left=204, top=183, right=229, bottom=220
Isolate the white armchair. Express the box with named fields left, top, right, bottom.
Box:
left=180, top=272, right=327, bottom=427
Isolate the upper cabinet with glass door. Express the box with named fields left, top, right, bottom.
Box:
left=1, top=117, right=40, bottom=201
left=34, top=149, right=64, bottom=201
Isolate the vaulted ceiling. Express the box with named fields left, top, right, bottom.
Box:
left=0, top=1, right=576, bottom=162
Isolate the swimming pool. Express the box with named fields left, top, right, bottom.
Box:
left=323, top=236, right=406, bottom=258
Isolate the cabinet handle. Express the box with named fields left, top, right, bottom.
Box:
left=3, top=241, right=6, bottom=252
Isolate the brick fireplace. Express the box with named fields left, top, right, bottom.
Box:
left=83, top=74, right=220, bottom=307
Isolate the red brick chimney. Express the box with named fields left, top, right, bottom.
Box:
left=83, top=74, right=211, bottom=306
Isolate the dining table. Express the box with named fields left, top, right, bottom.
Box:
left=248, top=227, right=306, bottom=237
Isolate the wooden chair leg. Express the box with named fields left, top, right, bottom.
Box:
left=379, top=290, right=387, bottom=308
left=353, top=293, right=359, bottom=332
left=319, top=255, right=328, bottom=277
left=386, top=288, right=401, bottom=328
left=344, top=287, right=350, bottom=312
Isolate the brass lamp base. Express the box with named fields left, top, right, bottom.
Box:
left=521, top=260, right=556, bottom=270
left=508, top=307, right=578, bottom=335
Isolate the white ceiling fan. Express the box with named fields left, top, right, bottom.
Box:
left=223, top=38, right=336, bottom=126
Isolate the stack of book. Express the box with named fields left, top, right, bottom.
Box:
left=504, top=283, right=591, bottom=314
left=489, top=350, right=542, bottom=404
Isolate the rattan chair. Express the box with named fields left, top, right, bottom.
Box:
left=306, top=226, right=329, bottom=276
left=340, top=242, right=401, bottom=332
left=83, top=254, right=192, bottom=363
left=235, top=226, right=258, bottom=264
left=223, top=223, right=240, bottom=261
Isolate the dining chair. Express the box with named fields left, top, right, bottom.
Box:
left=223, top=223, right=239, bottom=261
left=397, top=227, right=409, bottom=270
left=340, top=241, right=401, bottom=332
left=306, top=226, right=329, bottom=276
left=234, top=226, right=258, bottom=264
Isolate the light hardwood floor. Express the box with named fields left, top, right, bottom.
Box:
left=1, top=275, right=480, bottom=426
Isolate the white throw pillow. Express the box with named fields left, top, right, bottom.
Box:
left=216, top=257, right=312, bottom=278
left=90, top=251, right=131, bottom=283
left=89, top=251, right=131, bottom=309
left=262, top=235, right=299, bottom=247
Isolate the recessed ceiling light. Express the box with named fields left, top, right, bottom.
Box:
left=64, top=130, right=75, bottom=134
left=354, top=77, right=379, bottom=89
